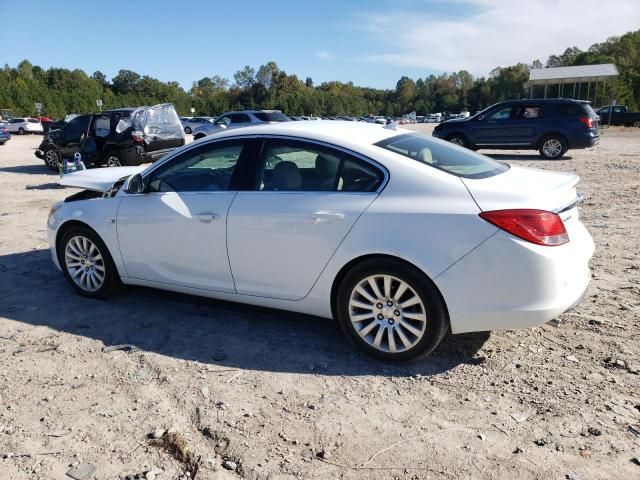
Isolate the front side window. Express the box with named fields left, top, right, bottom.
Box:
left=375, top=133, right=509, bottom=179
left=256, top=139, right=383, bottom=192
left=215, top=116, right=230, bottom=125
left=147, top=141, right=244, bottom=192
left=486, top=106, right=512, bottom=121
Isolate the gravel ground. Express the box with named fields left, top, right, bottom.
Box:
left=0, top=126, right=639, bottom=480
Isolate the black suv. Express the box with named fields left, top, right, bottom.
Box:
left=36, top=104, right=185, bottom=170
left=432, top=99, right=599, bottom=159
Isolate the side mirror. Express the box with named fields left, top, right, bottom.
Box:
left=126, top=173, right=145, bottom=194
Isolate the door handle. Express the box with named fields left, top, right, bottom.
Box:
left=195, top=212, right=220, bottom=223
left=311, top=212, right=345, bottom=221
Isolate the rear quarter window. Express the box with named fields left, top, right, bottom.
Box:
left=375, top=133, right=509, bottom=179
left=557, top=103, right=590, bottom=117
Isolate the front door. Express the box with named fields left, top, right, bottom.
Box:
left=116, top=139, right=249, bottom=292
left=227, top=138, right=386, bottom=300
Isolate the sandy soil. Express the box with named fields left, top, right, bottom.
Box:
left=0, top=127, right=639, bottom=480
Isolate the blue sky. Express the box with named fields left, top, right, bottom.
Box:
left=1, top=0, right=639, bottom=90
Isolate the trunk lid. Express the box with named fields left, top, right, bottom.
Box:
left=59, top=166, right=145, bottom=192
left=461, top=165, right=579, bottom=213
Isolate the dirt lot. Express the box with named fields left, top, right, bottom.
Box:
left=0, top=126, right=639, bottom=480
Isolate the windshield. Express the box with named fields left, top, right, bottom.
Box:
left=253, top=111, right=290, bottom=122
left=375, top=133, right=509, bottom=179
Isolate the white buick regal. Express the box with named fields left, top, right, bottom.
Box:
left=47, top=121, right=594, bottom=361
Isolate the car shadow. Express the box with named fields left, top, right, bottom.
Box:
left=485, top=153, right=573, bottom=161
left=25, top=183, right=64, bottom=190
left=0, top=249, right=490, bottom=377
left=0, top=164, right=53, bottom=175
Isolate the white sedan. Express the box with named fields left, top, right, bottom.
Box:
left=47, top=121, right=594, bottom=361
left=7, top=117, right=43, bottom=134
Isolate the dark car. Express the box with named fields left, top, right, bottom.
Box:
left=0, top=122, right=10, bottom=145
left=35, top=104, right=185, bottom=170
left=432, top=99, right=599, bottom=159
left=596, top=105, right=640, bottom=127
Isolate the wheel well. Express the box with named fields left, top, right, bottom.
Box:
left=55, top=220, right=102, bottom=264
left=329, top=253, right=449, bottom=322
left=538, top=132, right=568, bottom=149
left=445, top=132, right=467, bottom=142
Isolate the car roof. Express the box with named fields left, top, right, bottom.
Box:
left=201, top=120, right=404, bottom=147
left=507, top=98, right=589, bottom=104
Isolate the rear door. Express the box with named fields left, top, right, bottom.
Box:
left=60, top=115, right=92, bottom=156
left=227, top=137, right=386, bottom=300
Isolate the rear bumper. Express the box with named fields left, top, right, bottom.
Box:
left=570, top=131, right=599, bottom=149
left=435, top=221, right=595, bottom=334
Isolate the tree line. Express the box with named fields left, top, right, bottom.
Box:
left=1, top=30, right=638, bottom=120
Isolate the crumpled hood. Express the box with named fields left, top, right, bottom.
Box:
left=59, top=166, right=145, bottom=192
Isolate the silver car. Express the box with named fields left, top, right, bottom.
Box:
left=181, top=116, right=214, bottom=134
left=192, top=110, right=290, bottom=139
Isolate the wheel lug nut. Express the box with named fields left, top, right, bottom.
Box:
left=388, top=319, right=395, bottom=325
left=377, top=314, right=383, bottom=320
left=376, top=303, right=383, bottom=309
left=394, top=310, right=400, bottom=316
left=387, top=301, right=393, bottom=307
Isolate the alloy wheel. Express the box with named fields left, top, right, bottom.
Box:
left=45, top=149, right=60, bottom=169
left=449, top=137, right=465, bottom=146
left=106, top=155, right=122, bottom=167
left=542, top=139, right=562, bottom=158
left=348, top=274, right=427, bottom=353
left=64, top=236, right=106, bottom=292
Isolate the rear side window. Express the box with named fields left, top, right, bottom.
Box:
left=255, top=139, right=384, bottom=192
left=253, top=112, right=290, bottom=122
left=375, top=133, right=509, bottom=179
left=511, top=105, right=542, bottom=119
left=557, top=103, right=588, bottom=117
left=28, top=118, right=40, bottom=123
left=230, top=114, right=251, bottom=123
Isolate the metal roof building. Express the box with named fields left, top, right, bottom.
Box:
left=527, top=64, right=618, bottom=105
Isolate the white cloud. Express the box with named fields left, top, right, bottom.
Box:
left=360, top=0, right=640, bottom=75
left=315, top=51, right=333, bottom=60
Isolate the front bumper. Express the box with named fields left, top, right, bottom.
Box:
left=435, top=220, right=595, bottom=334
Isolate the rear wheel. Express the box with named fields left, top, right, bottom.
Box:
left=59, top=226, right=120, bottom=298
left=105, top=149, right=125, bottom=167
left=447, top=134, right=469, bottom=148
left=184, top=126, right=192, bottom=134
left=18, top=127, right=25, bottom=135
left=633, top=120, right=640, bottom=128
left=539, top=135, right=567, bottom=160
left=43, top=146, right=61, bottom=171
left=336, top=258, right=449, bottom=361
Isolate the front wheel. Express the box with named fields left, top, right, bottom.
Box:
left=59, top=226, right=120, bottom=298
left=43, top=146, right=61, bottom=171
left=336, top=259, right=449, bottom=361
left=633, top=120, right=640, bottom=128
left=539, top=135, right=567, bottom=159
left=18, top=127, right=25, bottom=135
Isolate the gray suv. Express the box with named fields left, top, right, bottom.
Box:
left=192, top=110, right=290, bottom=140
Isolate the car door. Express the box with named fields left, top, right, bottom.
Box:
left=470, top=105, right=514, bottom=145
left=503, top=104, right=543, bottom=146
left=227, top=137, right=386, bottom=300
left=60, top=115, right=92, bottom=155
left=116, top=138, right=254, bottom=292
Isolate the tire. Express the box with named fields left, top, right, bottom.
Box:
left=633, top=120, right=640, bottom=128
left=336, top=258, right=449, bottom=361
left=447, top=134, right=469, bottom=148
left=43, top=146, right=61, bottom=171
left=184, top=126, right=192, bottom=134
left=104, top=149, right=126, bottom=167
left=18, top=127, right=25, bottom=135
left=58, top=225, right=120, bottom=298
left=194, top=133, right=206, bottom=140
left=539, top=135, right=567, bottom=160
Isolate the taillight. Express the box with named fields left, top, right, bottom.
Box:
left=131, top=130, right=145, bottom=143
left=479, top=209, right=569, bottom=246
left=579, top=117, right=594, bottom=128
